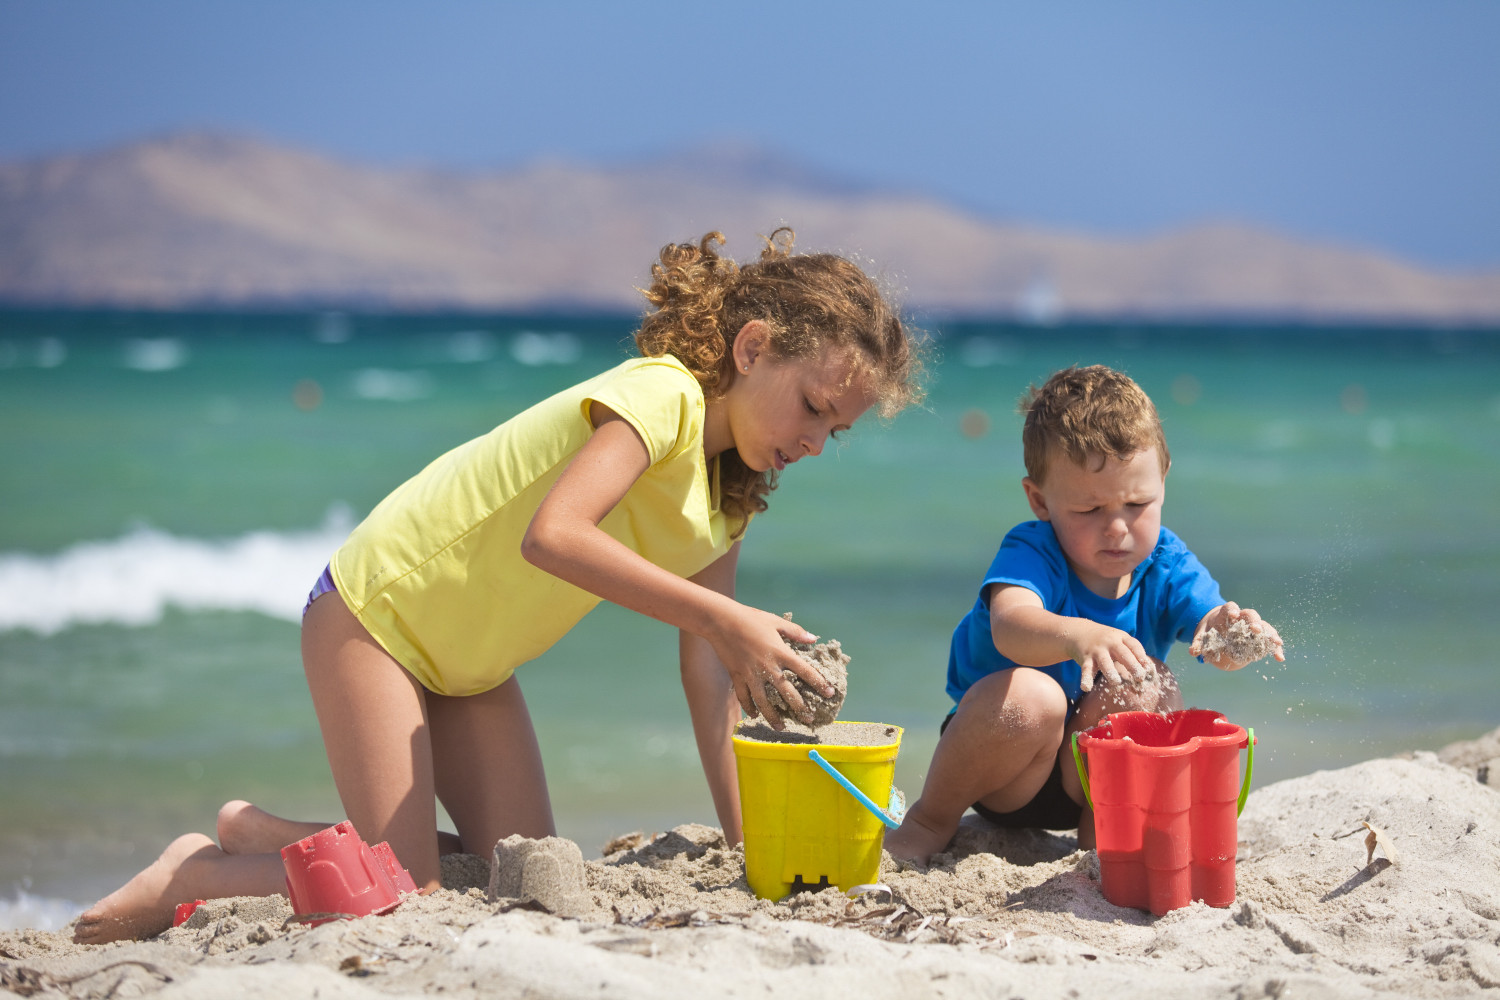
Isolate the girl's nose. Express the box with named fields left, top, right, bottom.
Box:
left=803, top=431, right=826, bottom=457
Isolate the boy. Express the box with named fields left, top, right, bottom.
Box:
left=885, top=365, right=1282, bottom=863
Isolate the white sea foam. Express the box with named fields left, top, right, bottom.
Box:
left=957, top=335, right=1023, bottom=367
left=511, top=331, right=582, bottom=366
left=121, top=337, right=188, bottom=372
left=0, top=889, right=84, bottom=932
left=448, top=330, right=497, bottom=363
left=0, top=506, right=354, bottom=635
left=0, top=337, right=67, bottom=369
left=351, top=367, right=434, bottom=401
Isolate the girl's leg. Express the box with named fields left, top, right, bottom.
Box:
left=73, top=835, right=285, bottom=944
left=300, top=593, right=444, bottom=890
left=426, top=675, right=555, bottom=858
left=217, top=801, right=465, bottom=857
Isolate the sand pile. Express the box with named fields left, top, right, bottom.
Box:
left=755, top=622, right=849, bottom=728
left=1197, top=618, right=1280, bottom=664
left=4, top=728, right=1499, bottom=998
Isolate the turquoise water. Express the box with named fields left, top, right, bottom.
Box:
left=2, top=309, right=1497, bottom=919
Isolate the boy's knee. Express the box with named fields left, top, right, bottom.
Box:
left=963, top=667, right=1069, bottom=741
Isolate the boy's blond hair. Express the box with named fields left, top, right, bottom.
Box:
left=1019, top=365, right=1169, bottom=484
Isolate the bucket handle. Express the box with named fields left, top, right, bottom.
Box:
left=1070, top=728, right=1258, bottom=816
left=807, top=749, right=901, bottom=830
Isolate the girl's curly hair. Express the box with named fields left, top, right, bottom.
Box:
left=636, top=228, right=923, bottom=531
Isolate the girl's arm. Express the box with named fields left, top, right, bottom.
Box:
left=680, top=546, right=745, bottom=844
left=988, top=583, right=1153, bottom=691
left=522, top=403, right=830, bottom=727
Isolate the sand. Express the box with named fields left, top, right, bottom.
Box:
left=752, top=622, right=849, bottom=728
left=4, top=726, right=1499, bottom=999
left=1197, top=618, right=1280, bottom=664
left=735, top=720, right=900, bottom=747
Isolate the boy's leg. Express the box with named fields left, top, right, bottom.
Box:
left=1058, top=657, right=1184, bottom=850
left=885, top=668, right=1068, bottom=863
left=426, top=675, right=556, bottom=859
left=73, top=835, right=286, bottom=944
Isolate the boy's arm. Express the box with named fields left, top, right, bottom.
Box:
left=988, top=583, right=1154, bottom=692
left=679, top=545, right=745, bottom=844
left=1189, top=601, right=1286, bottom=670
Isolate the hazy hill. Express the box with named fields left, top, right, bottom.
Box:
left=3, top=132, right=1499, bottom=322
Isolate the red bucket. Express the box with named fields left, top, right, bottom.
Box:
left=1072, top=709, right=1255, bottom=916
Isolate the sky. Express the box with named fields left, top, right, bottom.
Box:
left=2, top=1, right=1498, bottom=270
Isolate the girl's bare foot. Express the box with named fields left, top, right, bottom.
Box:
left=73, top=834, right=220, bottom=944
left=73, top=834, right=288, bottom=945
left=217, top=800, right=328, bottom=855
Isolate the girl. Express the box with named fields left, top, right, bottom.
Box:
left=74, top=228, right=922, bottom=943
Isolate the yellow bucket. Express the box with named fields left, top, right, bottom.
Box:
left=732, top=721, right=903, bottom=900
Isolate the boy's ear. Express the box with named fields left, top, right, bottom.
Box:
left=1021, top=477, right=1051, bottom=520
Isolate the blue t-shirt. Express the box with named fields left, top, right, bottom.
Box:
left=946, top=521, right=1223, bottom=713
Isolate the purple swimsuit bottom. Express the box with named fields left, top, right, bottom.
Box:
left=302, top=564, right=338, bottom=617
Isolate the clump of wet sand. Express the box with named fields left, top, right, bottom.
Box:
left=735, top=720, right=899, bottom=747
left=1197, top=618, right=1279, bottom=664
left=753, top=618, right=849, bottom=728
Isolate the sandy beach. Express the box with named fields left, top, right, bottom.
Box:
left=3, top=726, right=1497, bottom=999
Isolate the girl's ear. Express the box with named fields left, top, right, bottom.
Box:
left=1021, top=477, right=1051, bottom=520
left=731, top=320, right=770, bottom=374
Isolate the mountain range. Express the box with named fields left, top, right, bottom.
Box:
left=3, top=131, right=1498, bottom=323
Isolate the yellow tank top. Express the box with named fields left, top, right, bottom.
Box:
left=331, top=355, right=739, bottom=696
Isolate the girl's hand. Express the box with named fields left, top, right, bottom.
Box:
left=708, top=607, right=833, bottom=730
left=1189, top=602, right=1285, bottom=670
left=1066, top=620, right=1153, bottom=692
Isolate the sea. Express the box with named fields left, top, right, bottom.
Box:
left=2, top=308, right=1497, bottom=929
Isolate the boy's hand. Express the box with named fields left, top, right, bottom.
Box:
left=1190, top=602, right=1285, bottom=670
left=1067, top=620, right=1154, bottom=693
left=707, top=606, right=832, bottom=730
